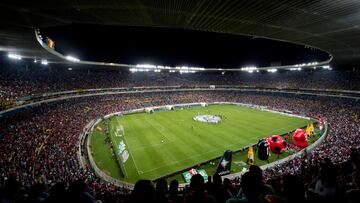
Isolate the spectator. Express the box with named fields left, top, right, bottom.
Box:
left=282, top=175, right=306, bottom=203
left=226, top=172, right=262, bottom=203
left=249, top=165, right=275, bottom=196
left=155, top=178, right=169, bottom=203
left=211, top=173, right=229, bottom=203
left=184, top=174, right=216, bottom=203
left=68, top=180, right=96, bottom=203
left=127, top=180, right=155, bottom=203
left=223, top=178, right=236, bottom=198
left=168, top=180, right=182, bottom=203
left=47, top=182, right=67, bottom=203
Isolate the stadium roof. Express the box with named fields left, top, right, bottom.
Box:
left=1, top=0, right=360, bottom=67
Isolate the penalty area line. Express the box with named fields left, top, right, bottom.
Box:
left=115, top=117, right=142, bottom=176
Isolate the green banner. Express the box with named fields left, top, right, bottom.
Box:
left=182, top=169, right=208, bottom=183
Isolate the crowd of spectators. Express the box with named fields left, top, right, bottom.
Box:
left=1, top=61, right=360, bottom=104
left=0, top=90, right=359, bottom=202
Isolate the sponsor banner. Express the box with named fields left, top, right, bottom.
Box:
left=112, top=126, right=129, bottom=163
left=121, top=150, right=129, bottom=163
left=118, top=141, right=126, bottom=154
left=182, top=169, right=208, bottom=183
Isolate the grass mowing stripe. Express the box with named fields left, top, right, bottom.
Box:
left=92, top=104, right=313, bottom=182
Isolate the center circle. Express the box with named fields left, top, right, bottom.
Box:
left=193, top=114, right=222, bottom=123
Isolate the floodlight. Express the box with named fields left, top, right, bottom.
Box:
left=41, top=60, right=48, bottom=65
left=136, top=64, right=156, bottom=69
left=322, top=65, right=332, bottom=70
left=8, top=53, right=22, bottom=60
left=267, top=69, right=277, bottom=73
left=65, top=56, right=80, bottom=62
left=241, top=66, right=258, bottom=72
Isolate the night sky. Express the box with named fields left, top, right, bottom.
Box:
left=42, top=24, right=330, bottom=68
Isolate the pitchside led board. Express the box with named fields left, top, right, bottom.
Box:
left=182, top=169, right=208, bottom=183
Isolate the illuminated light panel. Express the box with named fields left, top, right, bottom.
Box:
left=267, top=68, right=277, bottom=73
left=179, top=70, right=196, bottom=74
left=241, top=66, right=258, bottom=71
left=65, top=56, right=80, bottom=62
left=135, top=64, right=204, bottom=71
left=8, top=53, right=22, bottom=60
left=322, top=65, right=332, bottom=70
left=41, top=60, right=48, bottom=65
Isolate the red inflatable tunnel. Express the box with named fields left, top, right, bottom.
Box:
left=266, top=135, right=286, bottom=154
left=293, top=129, right=308, bottom=148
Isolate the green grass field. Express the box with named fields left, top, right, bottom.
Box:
left=91, top=104, right=312, bottom=183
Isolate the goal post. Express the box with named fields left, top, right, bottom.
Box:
left=115, top=125, right=125, bottom=137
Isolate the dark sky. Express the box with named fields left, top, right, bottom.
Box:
left=42, top=24, right=330, bottom=68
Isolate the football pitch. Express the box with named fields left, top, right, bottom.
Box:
left=91, top=104, right=311, bottom=183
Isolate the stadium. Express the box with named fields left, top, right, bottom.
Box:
left=0, top=1, right=360, bottom=203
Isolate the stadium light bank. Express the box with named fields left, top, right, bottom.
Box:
left=267, top=68, right=278, bottom=73
left=130, top=64, right=204, bottom=73
left=322, top=65, right=332, bottom=70
left=241, top=66, right=258, bottom=73
left=8, top=53, right=22, bottom=60
left=65, top=55, right=80, bottom=62
left=41, top=59, right=48, bottom=65
left=289, top=67, right=302, bottom=71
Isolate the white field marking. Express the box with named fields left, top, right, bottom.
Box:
left=122, top=125, right=125, bottom=136
left=118, top=109, right=309, bottom=175
left=263, top=121, right=309, bottom=136
left=142, top=115, right=183, bottom=162
left=115, top=117, right=141, bottom=175
left=138, top=121, right=310, bottom=175
left=131, top=140, right=176, bottom=152
left=144, top=115, right=166, bottom=133
left=143, top=115, right=172, bottom=142
left=127, top=114, right=201, bottom=152
left=114, top=126, right=124, bottom=137
left=139, top=131, right=266, bottom=175
left=139, top=141, right=242, bottom=175
left=133, top=121, right=306, bottom=153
